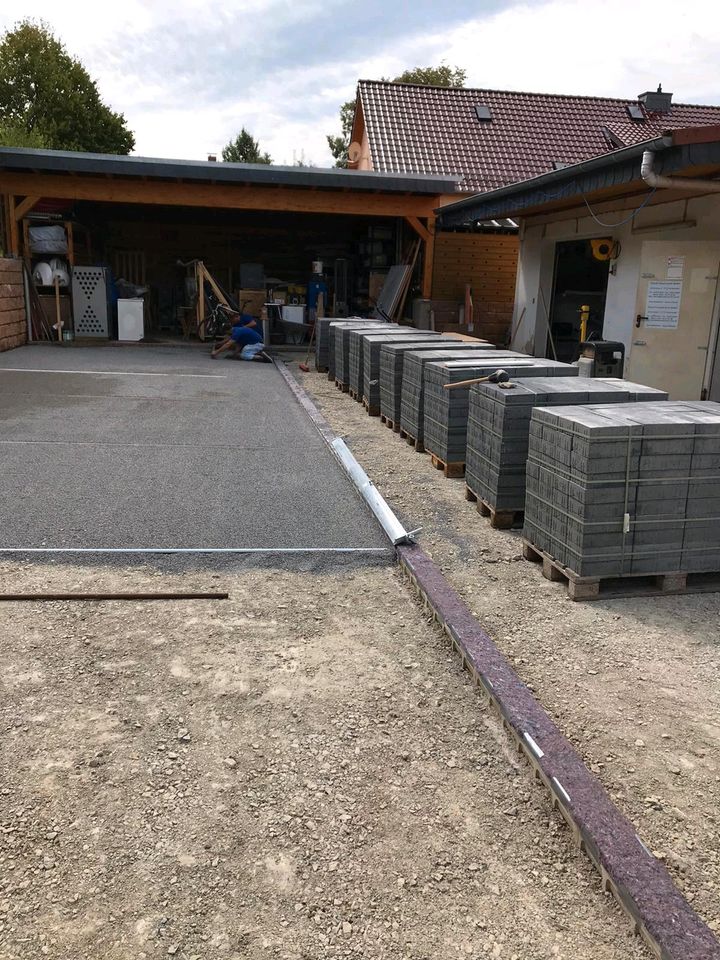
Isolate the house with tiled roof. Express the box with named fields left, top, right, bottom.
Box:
left=346, top=81, right=720, bottom=346
left=349, top=81, right=720, bottom=191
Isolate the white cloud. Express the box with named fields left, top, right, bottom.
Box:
left=2, top=0, right=718, bottom=166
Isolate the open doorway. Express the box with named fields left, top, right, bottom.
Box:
left=546, top=239, right=611, bottom=362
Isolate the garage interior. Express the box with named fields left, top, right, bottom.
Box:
left=0, top=148, right=519, bottom=351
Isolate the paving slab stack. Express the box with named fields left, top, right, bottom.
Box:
left=465, top=378, right=669, bottom=515
left=315, top=317, right=364, bottom=371
left=524, top=400, right=720, bottom=578
left=333, top=322, right=390, bottom=387
left=380, top=340, right=497, bottom=427
left=423, top=357, right=577, bottom=466
left=360, top=331, right=447, bottom=412
left=400, top=349, right=523, bottom=444
left=348, top=327, right=436, bottom=398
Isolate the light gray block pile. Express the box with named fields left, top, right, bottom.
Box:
left=361, top=332, right=444, bottom=409
left=466, top=378, right=669, bottom=513
left=524, top=400, right=720, bottom=577
left=348, top=327, right=435, bottom=398
left=333, top=322, right=389, bottom=386
left=423, top=357, right=576, bottom=464
left=400, top=348, right=523, bottom=443
left=315, top=317, right=364, bottom=370
left=380, top=339, right=496, bottom=426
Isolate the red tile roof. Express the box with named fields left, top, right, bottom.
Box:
left=355, top=81, right=720, bottom=191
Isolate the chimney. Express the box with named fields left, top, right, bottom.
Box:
left=638, top=84, right=673, bottom=114
left=207, top=153, right=217, bottom=162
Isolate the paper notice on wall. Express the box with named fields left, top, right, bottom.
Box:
left=666, top=256, right=685, bottom=280
left=645, top=280, right=682, bottom=328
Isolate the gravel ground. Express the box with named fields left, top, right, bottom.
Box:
left=0, top=562, right=646, bottom=960
left=296, top=365, right=720, bottom=936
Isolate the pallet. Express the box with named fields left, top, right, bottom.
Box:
left=380, top=414, right=401, bottom=433
left=521, top=539, right=720, bottom=601
left=335, top=378, right=349, bottom=393
left=349, top=387, right=362, bottom=403
left=465, top=485, right=523, bottom=529
left=399, top=428, right=424, bottom=453
left=327, top=370, right=334, bottom=381
left=430, top=453, right=465, bottom=479
left=317, top=365, right=328, bottom=374
left=362, top=397, right=380, bottom=417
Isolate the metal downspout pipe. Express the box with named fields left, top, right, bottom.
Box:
left=641, top=150, right=720, bottom=192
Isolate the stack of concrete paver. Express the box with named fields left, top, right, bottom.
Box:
left=334, top=322, right=389, bottom=388
left=400, top=349, right=522, bottom=444
left=465, top=378, right=669, bottom=515
left=380, top=339, right=495, bottom=427
left=423, top=357, right=576, bottom=466
left=315, top=317, right=364, bottom=371
left=360, top=331, right=442, bottom=412
left=524, top=400, right=720, bottom=578
left=348, top=327, right=433, bottom=398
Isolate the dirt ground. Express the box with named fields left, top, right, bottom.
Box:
left=296, top=365, right=720, bottom=936
left=0, top=561, right=648, bottom=960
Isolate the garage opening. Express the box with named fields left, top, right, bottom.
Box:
left=547, top=238, right=612, bottom=362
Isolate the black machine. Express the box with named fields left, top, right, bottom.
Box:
left=579, top=340, right=625, bottom=378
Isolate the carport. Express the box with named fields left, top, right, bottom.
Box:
left=0, top=344, right=390, bottom=561
left=0, top=148, right=460, bottom=346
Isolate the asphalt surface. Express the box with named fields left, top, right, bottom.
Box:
left=0, top=345, right=390, bottom=565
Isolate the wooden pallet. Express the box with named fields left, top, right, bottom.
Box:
left=335, top=378, right=349, bottom=393
left=521, top=539, right=720, bottom=601
left=380, top=414, right=401, bottom=433
left=349, top=387, right=362, bottom=402
left=317, top=365, right=328, bottom=374
left=362, top=397, right=380, bottom=417
left=465, top=485, right=523, bottom=529
left=327, top=371, right=335, bottom=382
left=399, top=428, right=424, bottom=453
left=430, top=453, right=465, bottom=479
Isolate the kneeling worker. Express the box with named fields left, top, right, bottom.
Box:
left=211, top=314, right=270, bottom=362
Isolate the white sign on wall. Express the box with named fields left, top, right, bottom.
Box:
left=666, top=256, right=685, bottom=280
left=645, top=280, right=683, bottom=329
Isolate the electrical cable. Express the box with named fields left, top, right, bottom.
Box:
left=580, top=188, right=657, bottom=228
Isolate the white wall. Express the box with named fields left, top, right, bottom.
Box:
left=510, top=192, right=720, bottom=363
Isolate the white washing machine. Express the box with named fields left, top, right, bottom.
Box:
left=117, top=299, right=144, bottom=341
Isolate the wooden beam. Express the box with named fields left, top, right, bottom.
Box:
left=7, top=196, right=19, bottom=256
left=421, top=216, right=436, bottom=299
left=405, top=215, right=430, bottom=243
left=14, top=195, right=40, bottom=220
left=0, top=172, right=439, bottom=219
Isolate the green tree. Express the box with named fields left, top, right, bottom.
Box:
left=222, top=127, right=272, bottom=164
left=327, top=64, right=467, bottom=167
left=0, top=20, right=134, bottom=153
left=0, top=120, right=47, bottom=149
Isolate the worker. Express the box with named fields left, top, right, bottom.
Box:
left=210, top=315, right=270, bottom=362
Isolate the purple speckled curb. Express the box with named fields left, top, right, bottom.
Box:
left=277, top=359, right=720, bottom=960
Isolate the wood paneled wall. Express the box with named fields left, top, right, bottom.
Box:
left=0, top=258, right=26, bottom=352
left=431, top=232, right=518, bottom=343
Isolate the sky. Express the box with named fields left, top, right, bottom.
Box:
left=2, top=0, right=719, bottom=167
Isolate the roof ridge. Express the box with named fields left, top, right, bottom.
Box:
left=356, top=79, right=720, bottom=109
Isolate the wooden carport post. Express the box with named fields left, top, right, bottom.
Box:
left=405, top=215, right=436, bottom=299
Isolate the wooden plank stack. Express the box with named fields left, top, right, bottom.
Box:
left=0, top=258, right=27, bottom=352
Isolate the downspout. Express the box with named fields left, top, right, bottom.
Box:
left=641, top=150, right=720, bottom=192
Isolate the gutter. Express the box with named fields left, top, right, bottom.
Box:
left=437, top=135, right=672, bottom=225
left=641, top=148, right=720, bottom=192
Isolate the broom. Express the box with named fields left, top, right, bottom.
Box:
left=298, top=319, right=317, bottom=372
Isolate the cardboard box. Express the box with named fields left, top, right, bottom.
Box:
left=236, top=289, right=266, bottom=318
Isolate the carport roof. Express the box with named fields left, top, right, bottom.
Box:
left=0, top=147, right=462, bottom=195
